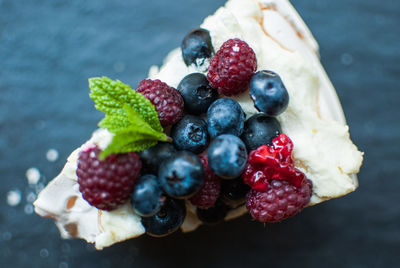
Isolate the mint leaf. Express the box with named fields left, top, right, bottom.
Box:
left=89, top=77, right=169, bottom=159
left=89, top=77, right=163, bottom=132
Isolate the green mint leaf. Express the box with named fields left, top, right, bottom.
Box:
left=89, top=77, right=163, bottom=133
left=89, top=77, right=169, bottom=159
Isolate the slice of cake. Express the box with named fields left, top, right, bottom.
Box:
left=34, top=0, right=363, bottom=250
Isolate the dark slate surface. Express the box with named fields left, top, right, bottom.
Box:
left=0, top=0, right=399, bottom=267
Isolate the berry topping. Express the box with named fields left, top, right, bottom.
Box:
left=171, top=115, right=209, bottom=154
left=207, top=38, right=257, bottom=96
left=177, top=73, right=218, bottom=115
left=190, top=156, right=221, bottom=209
left=206, top=98, right=245, bottom=138
left=207, top=134, right=248, bottom=179
left=131, top=174, right=164, bottom=217
left=196, top=200, right=229, bottom=225
left=139, top=142, right=177, bottom=175
left=246, top=179, right=312, bottom=223
left=136, top=79, right=184, bottom=127
left=220, top=177, right=250, bottom=208
left=241, top=113, right=282, bottom=151
left=158, top=151, right=205, bottom=199
left=249, top=70, right=289, bottom=116
left=181, top=28, right=214, bottom=67
left=142, top=198, right=186, bottom=237
left=243, top=134, right=305, bottom=192
left=76, top=146, right=141, bottom=211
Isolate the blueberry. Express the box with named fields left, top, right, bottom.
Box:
left=241, top=113, right=282, bottom=151
left=171, top=115, right=209, bottom=154
left=206, top=98, right=245, bottom=138
left=131, top=174, right=164, bottom=217
left=249, top=70, right=289, bottom=116
left=220, top=177, right=250, bottom=208
left=158, top=151, right=205, bottom=198
left=181, top=28, right=214, bottom=67
left=177, top=73, right=218, bottom=115
left=196, top=200, right=229, bottom=225
left=207, top=134, right=248, bottom=179
left=139, top=142, right=177, bottom=174
left=142, top=198, right=186, bottom=237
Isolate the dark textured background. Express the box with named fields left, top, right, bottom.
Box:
left=1, top=0, right=399, bottom=267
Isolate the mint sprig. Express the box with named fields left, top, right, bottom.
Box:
left=89, top=77, right=169, bottom=159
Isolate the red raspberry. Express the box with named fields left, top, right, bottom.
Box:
left=246, top=179, right=312, bottom=222
left=76, top=146, right=141, bottom=211
left=243, top=134, right=305, bottom=192
left=190, top=156, right=221, bottom=209
left=136, top=79, right=184, bottom=127
left=207, top=38, right=257, bottom=96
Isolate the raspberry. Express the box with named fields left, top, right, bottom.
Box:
left=136, top=79, right=184, bottom=127
left=190, top=156, right=221, bottom=209
left=243, top=133, right=305, bottom=192
left=246, top=179, right=312, bottom=222
left=207, top=38, right=257, bottom=96
left=76, top=146, right=141, bottom=211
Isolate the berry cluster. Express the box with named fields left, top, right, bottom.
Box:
left=77, top=28, right=312, bottom=238
left=243, top=134, right=312, bottom=222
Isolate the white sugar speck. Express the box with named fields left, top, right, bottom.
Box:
left=26, top=167, right=41, bottom=185
left=59, top=262, right=69, bottom=268
left=24, top=204, right=34, bottom=214
left=7, top=190, right=21, bottom=207
left=340, top=53, right=353, bottom=66
left=26, top=192, right=37, bottom=203
left=2, top=232, right=12, bottom=241
left=40, top=248, right=49, bottom=258
left=232, top=44, right=240, bottom=52
left=46, top=149, right=59, bottom=162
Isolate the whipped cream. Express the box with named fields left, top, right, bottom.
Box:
left=34, top=0, right=363, bottom=249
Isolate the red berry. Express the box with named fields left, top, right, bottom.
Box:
left=190, top=156, right=221, bottom=209
left=136, top=79, right=184, bottom=127
left=246, top=179, right=312, bottom=222
left=76, top=146, right=141, bottom=211
left=207, top=38, right=257, bottom=96
left=243, top=133, right=305, bottom=192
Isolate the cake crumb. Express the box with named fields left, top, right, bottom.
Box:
left=26, top=167, right=41, bottom=185
left=46, top=149, right=59, bottom=162
left=7, top=190, right=21, bottom=207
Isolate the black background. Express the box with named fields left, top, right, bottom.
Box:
left=1, top=0, right=399, bottom=267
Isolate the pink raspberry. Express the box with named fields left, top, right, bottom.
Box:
left=76, top=146, right=141, bottom=211
left=136, top=79, right=184, bottom=127
left=243, top=134, right=305, bottom=192
left=246, top=179, right=312, bottom=223
left=190, top=156, right=221, bottom=209
left=207, top=38, right=257, bottom=96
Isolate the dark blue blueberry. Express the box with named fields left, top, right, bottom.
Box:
left=139, top=142, right=177, bottom=174
left=142, top=198, right=186, bottom=237
left=206, top=98, right=245, bottom=138
left=158, top=151, right=205, bottom=199
left=131, top=174, right=164, bottom=217
left=177, top=73, right=218, bottom=115
left=207, top=134, right=248, bottom=179
left=249, top=70, right=289, bottom=116
left=241, top=113, right=282, bottom=151
left=171, top=115, right=209, bottom=154
left=196, top=200, right=229, bottom=225
left=181, top=28, right=214, bottom=67
left=220, top=177, right=250, bottom=208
